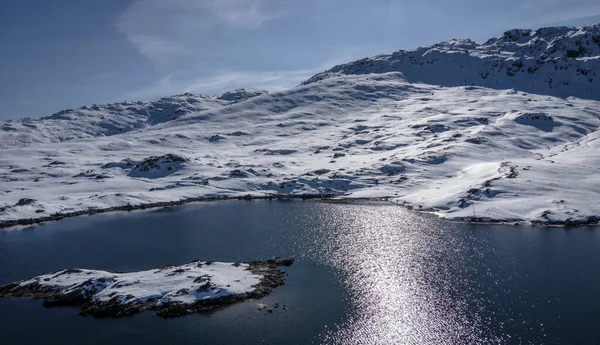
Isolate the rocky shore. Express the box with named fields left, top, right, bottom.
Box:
left=2, top=195, right=599, bottom=230
left=0, top=194, right=338, bottom=230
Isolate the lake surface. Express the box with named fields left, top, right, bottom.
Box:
left=1, top=200, right=599, bottom=344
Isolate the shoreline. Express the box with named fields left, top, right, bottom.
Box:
left=0, top=194, right=338, bottom=230
left=1, top=194, right=598, bottom=230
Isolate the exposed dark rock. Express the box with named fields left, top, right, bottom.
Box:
left=465, top=137, right=487, bottom=144
left=15, top=198, right=36, bottom=206
left=208, top=134, right=226, bottom=142
left=312, top=169, right=331, bottom=175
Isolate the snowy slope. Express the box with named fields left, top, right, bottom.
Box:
left=0, top=89, right=267, bottom=148
left=1, top=24, right=599, bottom=226
left=304, top=23, right=600, bottom=101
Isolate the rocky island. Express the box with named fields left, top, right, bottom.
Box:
left=0, top=258, right=294, bottom=318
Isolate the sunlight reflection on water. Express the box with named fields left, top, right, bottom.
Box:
left=304, top=203, right=505, bottom=344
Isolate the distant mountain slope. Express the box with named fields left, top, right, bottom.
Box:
left=0, top=89, right=267, bottom=148
left=304, top=23, right=600, bottom=100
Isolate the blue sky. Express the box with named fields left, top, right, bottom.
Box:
left=1, top=0, right=599, bottom=120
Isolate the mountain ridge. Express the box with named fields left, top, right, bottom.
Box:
left=303, top=22, right=600, bottom=100
left=0, top=89, right=268, bottom=147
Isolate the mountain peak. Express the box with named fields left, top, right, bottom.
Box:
left=303, top=22, right=600, bottom=100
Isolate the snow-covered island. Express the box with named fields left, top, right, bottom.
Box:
left=1, top=23, right=600, bottom=227
left=0, top=258, right=294, bottom=317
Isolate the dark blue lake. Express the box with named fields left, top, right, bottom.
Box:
left=1, top=200, right=599, bottom=344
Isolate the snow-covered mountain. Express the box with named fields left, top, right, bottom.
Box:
left=305, top=23, right=600, bottom=100
left=1, top=23, right=599, bottom=227
left=0, top=89, right=267, bottom=148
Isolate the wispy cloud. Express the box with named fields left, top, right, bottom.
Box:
left=515, top=0, right=600, bottom=27
left=116, top=0, right=289, bottom=63
left=124, top=69, right=309, bottom=100
left=113, top=1, right=374, bottom=102
left=197, top=0, right=289, bottom=29
left=122, top=54, right=355, bottom=101
left=86, top=71, right=117, bottom=82
left=126, top=35, right=193, bottom=61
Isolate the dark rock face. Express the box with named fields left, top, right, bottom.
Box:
left=15, top=198, right=36, bottom=206
left=126, top=154, right=188, bottom=178
left=0, top=258, right=294, bottom=318
left=217, top=89, right=268, bottom=102
left=133, top=154, right=187, bottom=172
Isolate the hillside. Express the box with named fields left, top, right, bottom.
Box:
left=0, top=89, right=267, bottom=148
left=305, top=23, right=600, bottom=100
left=1, top=23, right=599, bottom=227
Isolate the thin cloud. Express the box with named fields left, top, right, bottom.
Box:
left=127, top=34, right=193, bottom=61
left=121, top=54, right=354, bottom=101
left=515, top=0, right=600, bottom=27
left=116, top=0, right=289, bottom=63
left=86, top=71, right=117, bottom=82
left=124, top=68, right=314, bottom=100
left=198, top=0, right=289, bottom=29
